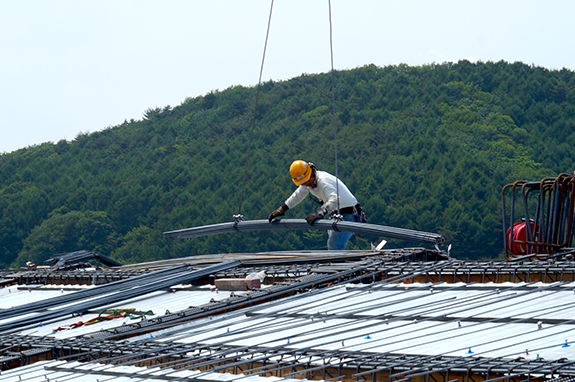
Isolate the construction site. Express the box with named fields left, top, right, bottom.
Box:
left=1, top=1, right=574, bottom=379
left=0, top=173, right=574, bottom=382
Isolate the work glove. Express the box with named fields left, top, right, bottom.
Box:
left=268, top=207, right=285, bottom=222
left=305, top=212, right=323, bottom=225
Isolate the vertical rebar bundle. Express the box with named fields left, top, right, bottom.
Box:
left=502, top=173, right=575, bottom=260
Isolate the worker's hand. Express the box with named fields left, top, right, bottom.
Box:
left=305, top=213, right=323, bottom=225
left=268, top=207, right=285, bottom=222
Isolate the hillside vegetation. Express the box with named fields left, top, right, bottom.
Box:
left=1, top=60, right=574, bottom=267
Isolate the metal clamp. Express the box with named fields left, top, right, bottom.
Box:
left=330, top=213, right=343, bottom=221
left=330, top=214, right=343, bottom=232
left=232, top=214, right=244, bottom=232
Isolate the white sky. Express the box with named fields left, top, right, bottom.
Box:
left=1, top=0, right=573, bottom=154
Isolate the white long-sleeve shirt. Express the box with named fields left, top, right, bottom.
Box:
left=284, top=170, right=358, bottom=214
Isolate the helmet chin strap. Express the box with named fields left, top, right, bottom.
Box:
left=309, top=166, right=317, bottom=188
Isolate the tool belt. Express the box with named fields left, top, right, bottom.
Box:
left=333, top=204, right=367, bottom=223
left=338, top=205, right=357, bottom=214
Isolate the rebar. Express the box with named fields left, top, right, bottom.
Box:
left=502, top=173, right=575, bottom=260
left=163, top=219, right=445, bottom=245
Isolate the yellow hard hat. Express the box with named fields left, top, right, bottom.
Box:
left=290, top=160, right=312, bottom=186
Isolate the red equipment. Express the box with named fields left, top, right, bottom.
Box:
left=506, top=221, right=538, bottom=257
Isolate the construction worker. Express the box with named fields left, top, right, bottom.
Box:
left=268, top=160, right=365, bottom=250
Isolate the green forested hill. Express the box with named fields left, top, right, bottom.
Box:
left=1, top=60, right=574, bottom=267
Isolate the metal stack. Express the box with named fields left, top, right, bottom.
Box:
left=45, top=250, right=123, bottom=267
left=0, top=261, right=240, bottom=333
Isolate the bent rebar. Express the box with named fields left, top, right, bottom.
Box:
left=502, top=172, right=575, bottom=260
left=163, top=219, right=445, bottom=245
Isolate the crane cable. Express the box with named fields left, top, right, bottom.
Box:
left=328, top=0, right=341, bottom=217
left=236, top=0, right=275, bottom=219
left=237, top=1, right=342, bottom=221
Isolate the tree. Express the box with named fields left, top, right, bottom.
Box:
left=12, top=210, right=117, bottom=267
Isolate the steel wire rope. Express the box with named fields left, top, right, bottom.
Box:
left=236, top=0, right=274, bottom=217
left=328, top=0, right=341, bottom=215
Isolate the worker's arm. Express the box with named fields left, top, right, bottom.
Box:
left=268, top=186, right=310, bottom=222
left=284, top=185, right=311, bottom=209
